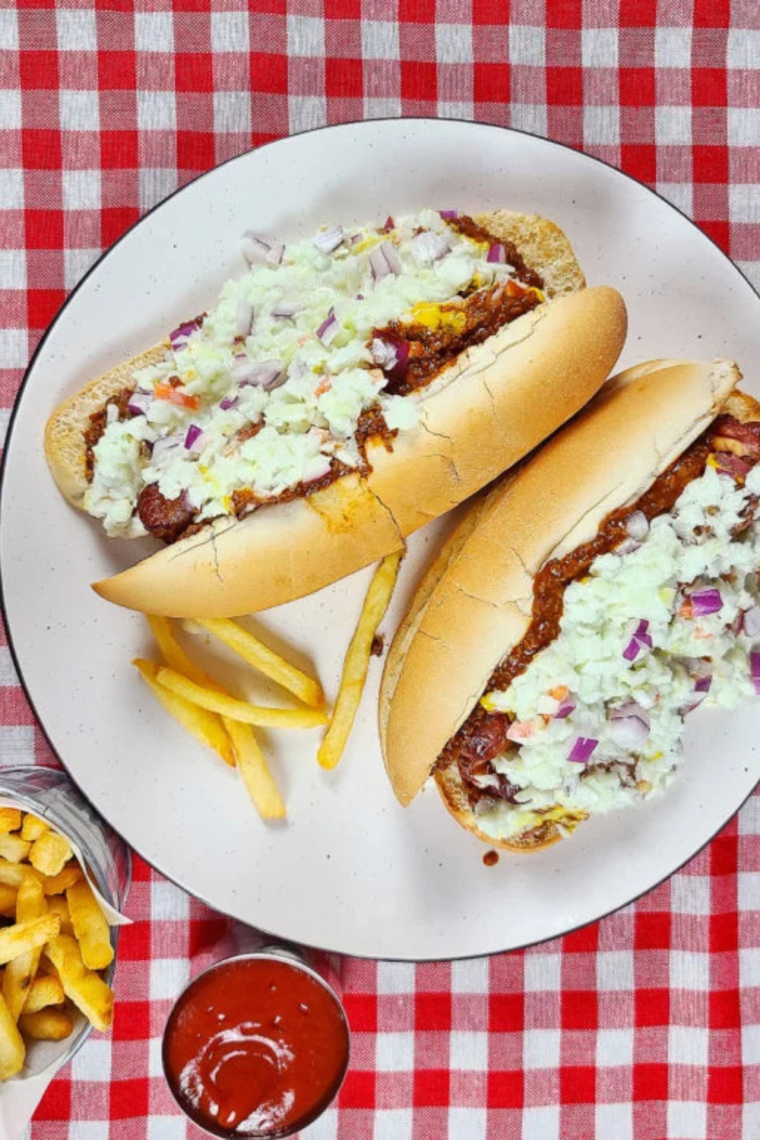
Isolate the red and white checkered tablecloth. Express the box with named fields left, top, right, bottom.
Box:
left=2, top=2, right=760, bottom=1137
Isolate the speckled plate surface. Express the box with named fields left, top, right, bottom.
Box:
left=3, top=120, right=760, bottom=960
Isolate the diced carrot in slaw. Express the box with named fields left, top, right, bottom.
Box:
left=154, top=383, right=201, bottom=411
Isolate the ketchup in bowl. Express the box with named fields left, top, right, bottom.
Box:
left=162, top=954, right=350, bottom=1138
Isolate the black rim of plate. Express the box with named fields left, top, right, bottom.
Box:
left=2, top=118, right=760, bottom=963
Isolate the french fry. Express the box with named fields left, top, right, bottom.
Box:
left=44, top=935, right=113, bottom=1032
left=66, top=880, right=114, bottom=971
left=0, top=834, right=31, bottom=864
left=0, top=993, right=24, bottom=1079
left=0, top=808, right=21, bottom=835
left=155, top=667, right=328, bottom=729
left=0, top=914, right=60, bottom=968
left=0, top=885, right=17, bottom=918
left=319, top=552, right=402, bottom=770
left=20, top=814, right=49, bottom=842
left=2, top=877, right=47, bottom=1022
left=133, top=659, right=235, bottom=767
left=224, top=719, right=286, bottom=821
left=196, top=618, right=324, bottom=709
left=22, top=973, right=65, bottom=1014
left=42, top=865, right=82, bottom=896
left=0, top=860, right=42, bottom=889
left=47, top=895, right=74, bottom=937
left=28, top=831, right=72, bottom=877
left=147, top=616, right=242, bottom=762
left=19, top=1009, right=73, bottom=1041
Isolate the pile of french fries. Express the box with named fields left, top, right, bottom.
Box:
left=0, top=807, right=114, bottom=1080
left=137, top=554, right=402, bottom=820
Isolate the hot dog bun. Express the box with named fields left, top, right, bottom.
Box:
left=379, top=359, right=747, bottom=850
left=46, top=211, right=626, bottom=617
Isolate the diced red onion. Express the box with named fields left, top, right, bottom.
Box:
left=439, top=210, right=458, bottom=220
left=169, top=320, right=199, bottom=351
left=487, top=243, right=507, bottom=264
left=411, top=231, right=450, bottom=264
left=554, top=699, right=576, bottom=719
left=356, top=293, right=364, bottom=301
left=694, top=675, right=712, bottom=694
left=743, top=605, right=760, bottom=638
left=241, top=232, right=271, bottom=266
left=608, top=714, right=650, bottom=750
left=371, top=338, right=398, bottom=370
left=233, top=359, right=283, bottom=390
left=626, top=511, right=649, bottom=541
left=151, top=434, right=184, bottom=465
left=350, top=234, right=362, bottom=246
left=184, top=424, right=205, bottom=452
left=313, top=226, right=344, bottom=254
left=266, top=243, right=284, bottom=266
left=750, top=650, right=760, bottom=679
left=106, top=403, right=119, bottom=425
left=622, top=619, right=651, bottom=662
left=691, top=588, right=723, bottom=617
left=610, top=701, right=650, bottom=729
left=382, top=243, right=402, bottom=275
left=235, top=300, right=254, bottom=338
left=714, top=452, right=752, bottom=481
left=128, top=391, right=152, bottom=416
left=568, top=737, right=598, bottom=764
left=271, top=301, right=303, bottom=320
left=382, top=216, right=395, bottom=231
left=369, top=246, right=391, bottom=282
left=617, top=538, right=642, bottom=556
left=219, top=395, right=238, bottom=411
left=316, top=309, right=339, bottom=345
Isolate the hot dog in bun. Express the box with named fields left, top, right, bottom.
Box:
left=45, top=208, right=626, bottom=617
left=380, top=358, right=760, bottom=850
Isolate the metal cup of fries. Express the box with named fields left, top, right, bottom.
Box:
left=0, top=766, right=131, bottom=1082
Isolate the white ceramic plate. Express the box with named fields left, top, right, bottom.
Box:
left=3, top=120, right=760, bottom=960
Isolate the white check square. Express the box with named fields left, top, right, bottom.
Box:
left=596, top=1104, right=633, bottom=1140
left=436, top=23, right=472, bottom=65
left=742, top=1024, right=760, bottom=1066
left=374, top=1109, right=413, bottom=1140
left=0, top=250, right=25, bottom=290
left=655, top=26, right=692, bottom=69
left=70, top=1035, right=111, bottom=1082
left=59, top=89, right=100, bottom=132
left=668, top=1025, right=709, bottom=1067
left=509, top=104, right=548, bottom=136
left=0, top=89, right=21, bottom=131
left=150, top=879, right=190, bottom=921
left=211, top=11, right=249, bottom=53
left=582, top=27, right=618, bottom=68
left=305, top=1109, right=338, bottom=1140
left=0, top=725, right=34, bottom=763
left=670, top=950, right=709, bottom=991
left=376, top=961, right=415, bottom=994
left=287, top=15, right=325, bottom=58
left=523, top=1028, right=560, bottom=1070
left=139, top=168, right=177, bottom=212
left=667, top=1101, right=706, bottom=1139
left=524, top=953, right=561, bottom=992
left=509, top=25, right=545, bottom=67
left=375, top=1031, right=414, bottom=1071
left=597, top=950, right=634, bottom=992
left=450, top=1030, right=488, bottom=1071
left=451, top=957, right=488, bottom=994
left=740, top=946, right=760, bottom=988
left=655, top=105, right=691, bottom=145
left=0, top=328, right=28, bottom=369
left=214, top=91, right=251, bottom=134
left=730, top=184, right=760, bottom=224
left=671, top=873, right=711, bottom=915
left=150, top=956, right=190, bottom=1001
left=657, top=183, right=693, bottom=216
left=728, top=108, right=760, bottom=148
left=137, top=90, right=176, bottom=132
left=0, top=8, right=18, bottom=51
left=147, top=1119, right=186, bottom=1140
left=727, top=29, right=760, bottom=70
left=289, top=96, right=327, bottom=134
left=596, top=1028, right=634, bottom=1068
left=362, top=21, right=399, bottom=60
left=62, top=170, right=101, bottom=211
left=64, top=248, right=100, bottom=291
left=523, top=1105, right=560, bottom=1140
left=56, top=8, right=97, bottom=52
left=584, top=105, right=620, bottom=145
left=448, top=1108, right=487, bottom=1139
left=135, top=12, right=174, bottom=54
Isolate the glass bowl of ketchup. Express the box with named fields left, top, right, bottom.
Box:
left=162, top=947, right=350, bottom=1138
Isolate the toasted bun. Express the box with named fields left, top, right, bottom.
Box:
left=380, top=359, right=746, bottom=830
left=45, top=210, right=624, bottom=617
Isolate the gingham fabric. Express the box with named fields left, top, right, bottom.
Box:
left=2, top=2, right=760, bottom=1138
